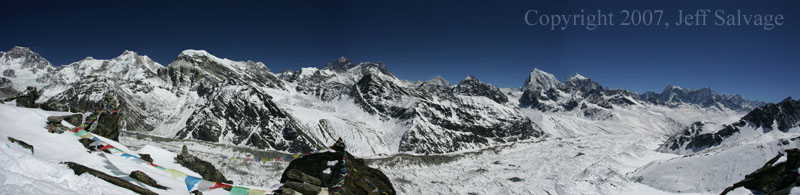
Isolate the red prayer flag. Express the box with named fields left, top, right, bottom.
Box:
left=72, top=127, right=83, bottom=133
left=100, top=144, right=115, bottom=151
left=209, top=182, right=232, bottom=190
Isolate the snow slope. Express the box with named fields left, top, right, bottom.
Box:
left=0, top=103, right=230, bottom=195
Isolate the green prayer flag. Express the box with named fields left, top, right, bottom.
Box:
left=230, top=186, right=249, bottom=195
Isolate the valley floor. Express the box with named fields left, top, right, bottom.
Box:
left=0, top=103, right=774, bottom=194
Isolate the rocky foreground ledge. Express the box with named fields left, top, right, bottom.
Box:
left=277, top=141, right=395, bottom=195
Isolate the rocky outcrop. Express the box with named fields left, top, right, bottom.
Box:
left=660, top=98, right=800, bottom=154
left=741, top=97, right=800, bottom=132
left=62, top=162, right=158, bottom=195
left=47, top=114, right=83, bottom=127
left=15, top=86, right=40, bottom=108
left=7, top=137, right=34, bottom=154
left=175, top=145, right=230, bottom=183
left=46, top=114, right=82, bottom=133
left=139, top=153, right=154, bottom=163
left=91, top=110, right=122, bottom=141
left=721, top=148, right=800, bottom=195
left=279, top=145, right=395, bottom=195
left=130, top=170, right=168, bottom=190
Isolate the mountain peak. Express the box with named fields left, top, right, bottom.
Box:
left=9, top=46, right=33, bottom=53
left=463, top=75, right=478, bottom=81
left=428, top=75, right=450, bottom=86
left=2, top=46, right=53, bottom=69
left=566, top=73, right=588, bottom=82
left=523, top=68, right=560, bottom=92
left=121, top=50, right=137, bottom=56
left=322, top=56, right=355, bottom=72
left=179, top=49, right=213, bottom=57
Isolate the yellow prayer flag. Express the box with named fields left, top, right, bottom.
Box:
left=165, top=168, right=187, bottom=179
left=248, top=188, right=267, bottom=195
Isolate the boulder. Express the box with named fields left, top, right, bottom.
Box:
left=278, top=145, right=395, bottom=195
left=7, top=137, right=33, bottom=154
left=15, top=86, right=39, bottom=108
left=130, top=170, right=168, bottom=189
left=721, top=148, right=800, bottom=195
left=139, top=153, right=154, bottom=163
left=47, top=114, right=83, bottom=127
left=91, top=111, right=122, bottom=141
left=175, top=145, right=230, bottom=183
left=62, top=162, right=158, bottom=195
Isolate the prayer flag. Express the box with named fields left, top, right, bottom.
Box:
left=209, top=182, right=231, bottom=190
left=196, top=180, right=215, bottom=191
left=185, top=176, right=202, bottom=191
left=248, top=188, right=267, bottom=195
left=230, top=186, right=249, bottom=195
left=166, top=168, right=187, bottom=179
left=100, top=144, right=115, bottom=151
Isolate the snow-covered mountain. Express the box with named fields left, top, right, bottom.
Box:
left=519, top=69, right=642, bottom=120
left=3, top=46, right=796, bottom=194
left=2, top=46, right=764, bottom=157
left=659, top=97, right=800, bottom=155
left=0, top=46, right=56, bottom=98
left=641, top=85, right=765, bottom=112
left=633, top=97, right=800, bottom=193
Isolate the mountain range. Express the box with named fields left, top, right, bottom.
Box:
left=4, top=46, right=800, bottom=194
left=0, top=46, right=769, bottom=156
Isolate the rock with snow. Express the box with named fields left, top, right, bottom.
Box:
left=279, top=150, right=395, bottom=195
left=659, top=97, right=800, bottom=155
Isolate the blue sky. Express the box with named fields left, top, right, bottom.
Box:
left=1, top=0, right=797, bottom=102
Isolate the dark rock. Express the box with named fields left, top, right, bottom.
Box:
left=7, top=137, right=33, bottom=154
left=507, top=177, right=524, bottom=182
left=279, top=150, right=395, bottom=195
left=2, top=69, right=15, bottom=77
left=281, top=188, right=298, bottom=195
left=129, top=170, right=168, bottom=189
left=721, top=148, right=800, bottom=195
left=287, top=169, right=322, bottom=186
left=78, top=138, right=96, bottom=151
left=91, top=107, right=122, bottom=141
left=284, top=180, right=322, bottom=194
left=62, top=162, right=158, bottom=195
left=332, top=138, right=346, bottom=152
left=47, top=125, right=70, bottom=134
left=139, top=153, right=154, bottom=163
left=47, top=114, right=83, bottom=127
left=15, top=86, right=40, bottom=108
left=175, top=146, right=230, bottom=183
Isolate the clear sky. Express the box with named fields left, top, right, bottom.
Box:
left=1, top=0, right=797, bottom=102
